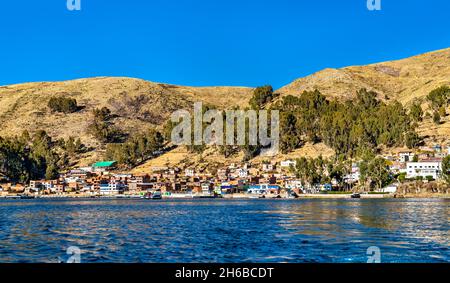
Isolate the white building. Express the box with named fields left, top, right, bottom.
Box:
left=344, top=163, right=360, bottom=183
left=376, top=184, right=398, bottom=193
left=99, top=180, right=126, bottom=195
left=185, top=168, right=195, bottom=177
left=284, top=180, right=303, bottom=190
left=248, top=184, right=269, bottom=195
left=406, top=162, right=442, bottom=180
left=237, top=168, right=248, bottom=178
left=280, top=160, right=297, bottom=168
left=398, top=152, right=414, bottom=163
left=435, top=152, right=448, bottom=159
left=262, top=163, right=275, bottom=172
left=79, top=166, right=94, bottom=173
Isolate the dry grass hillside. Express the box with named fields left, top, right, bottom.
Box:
left=1, top=47, right=449, bottom=168
left=277, top=47, right=450, bottom=150
left=0, top=77, right=252, bottom=145
left=278, top=47, right=450, bottom=105
left=131, top=146, right=245, bottom=174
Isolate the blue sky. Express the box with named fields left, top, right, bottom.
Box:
left=0, top=0, right=449, bottom=88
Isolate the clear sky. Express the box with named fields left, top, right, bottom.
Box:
left=0, top=0, right=449, bottom=88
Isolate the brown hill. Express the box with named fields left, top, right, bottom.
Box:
left=0, top=77, right=253, bottom=165
left=277, top=47, right=450, bottom=147
left=1, top=47, right=449, bottom=168
left=277, top=47, right=450, bottom=105
left=0, top=77, right=250, bottom=141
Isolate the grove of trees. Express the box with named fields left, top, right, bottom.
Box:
left=0, top=130, right=73, bottom=182
left=274, top=89, right=416, bottom=156
left=442, top=155, right=450, bottom=185
left=88, top=107, right=124, bottom=143
left=105, top=129, right=164, bottom=168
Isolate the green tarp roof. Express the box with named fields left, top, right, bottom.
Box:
left=92, top=161, right=117, bottom=168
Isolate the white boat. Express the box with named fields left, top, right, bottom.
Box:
left=143, top=189, right=162, bottom=200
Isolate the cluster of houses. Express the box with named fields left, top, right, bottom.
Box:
left=386, top=144, right=450, bottom=180
left=346, top=144, right=450, bottom=192
left=0, top=159, right=316, bottom=197
left=1, top=144, right=449, bottom=197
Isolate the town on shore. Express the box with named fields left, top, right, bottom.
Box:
left=1, top=144, right=449, bottom=200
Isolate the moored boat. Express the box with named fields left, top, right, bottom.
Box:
left=351, top=193, right=361, bottom=199
left=192, top=191, right=223, bottom=199
left=19, top=194, right=36, bottom=200
left=144, top=189, right=162, bottom=200
left=4, top=195, right=21, bottom=199
left=288, top=191, right=300, bottom=199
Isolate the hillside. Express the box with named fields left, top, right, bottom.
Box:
left=1, top=47, right=449, bottom=168
left=277, top=47, right=450, bottom=105
left=0, top=77, right=253, bottom=164
left=277, top=47, right=450, bottom=147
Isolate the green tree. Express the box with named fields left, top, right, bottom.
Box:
left=249, top=85, right=275, bottom=109
left=88, top=107, right=123, bottom=143
left=63, top=136, right=84, bottom=155
left=356, top=88, right=380, bottom=110
left=405, top=131, right=421, bottom=149
left=368, top=157, right=391, bottom=190
left=433, top=111, right=441, bottom=125
left=105, top=129, right=165, bottom=168
left=438, top=106, right=446, bottom=117
left=48, top=96, right=78, bottom=113
left=398, top=172, right=407, bottom=183
left=279, top=112, right=302, bottom=153
left=410, top=101, right=423, bottom=122
left=93, top=107, right=112, bottom=121
left=272, top=89, right=416, bottom=158
left=0, top=131, right=66, bottom=182
left=427, top=86, right=450, bottom=110
left=442, top=155, right=450, bottom=184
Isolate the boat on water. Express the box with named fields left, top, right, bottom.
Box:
left=248, top=195, right=261, bottom=199
left=351, top=193, right=361, bottom=199
left=19, top=195, right=36, bottom=200
left=192, top=194, right=216, bottom=199
left=4, top=195, right=21, bottom=199
left=247, top=191, right=267, bottom=199
left=288, top=191, right=300, bottom=199
left=143, top=189, right=162, bottom=200
left=192, top=192, right=223, bottom=199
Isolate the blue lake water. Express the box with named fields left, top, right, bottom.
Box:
left=0, top=198, right=448, bottom=263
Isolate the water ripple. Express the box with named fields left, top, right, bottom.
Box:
left=0, top=198, right=448, bottom=263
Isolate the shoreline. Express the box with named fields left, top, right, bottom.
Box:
left=1, top=193, right=449, bottom=200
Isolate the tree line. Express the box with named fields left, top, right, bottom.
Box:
left=105, top=129, right=164, bottom=168
left=274, top=88, right=418, bottom=156
left=0, top=131, right=85, bottom=182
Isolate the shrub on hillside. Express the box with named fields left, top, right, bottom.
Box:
left=48, top=96, right=78, bottom=113
left=87, top=107, right=124, bottom=143
left=249, top=85, right=277, bottom=109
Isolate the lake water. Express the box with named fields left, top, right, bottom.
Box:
left=0, top=198, right=448, bottom=263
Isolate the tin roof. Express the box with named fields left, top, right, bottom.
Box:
left=92, top=161, right=117, bottom=168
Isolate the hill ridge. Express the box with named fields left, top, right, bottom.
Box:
left=1, top=47, right=449, bottom=166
